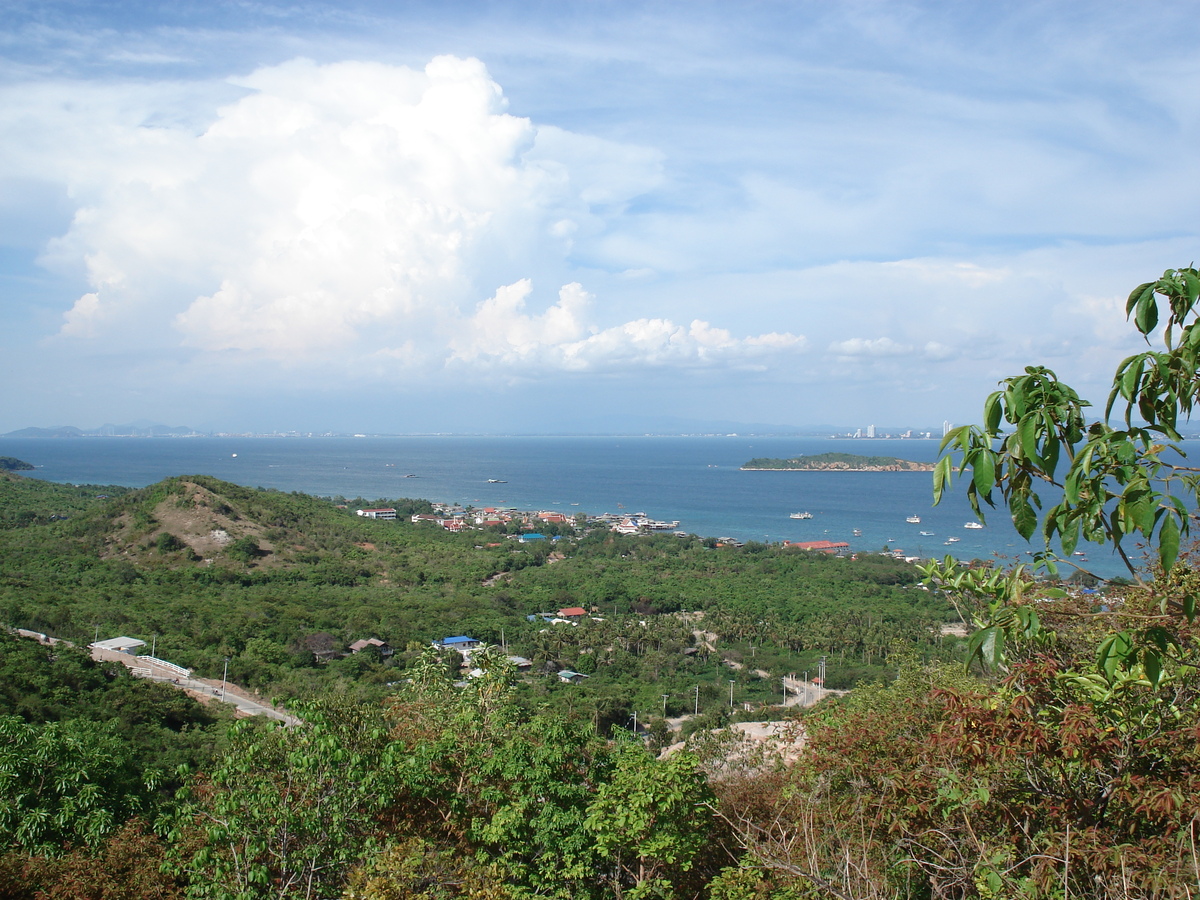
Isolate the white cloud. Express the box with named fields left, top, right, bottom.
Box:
left=9, top=56, right=677, bottom=369
left=449, top=280, right=805, bottom=373
left=828, top=336, right=913, bottom=357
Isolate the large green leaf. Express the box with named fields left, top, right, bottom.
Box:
left=1011, top=495, right=1037, bottom=541
left=967, top=625, right=1005, bottom=673
left=972, top=451, right=996, bottom=497
left=1135, top=291, right=1160, bottom=335
left=1126, top=281, right=1156, bottom=318
left=1158, top=510, right=1180, bottom=573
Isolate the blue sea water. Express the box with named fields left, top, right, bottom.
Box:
left=0, top=435, right=1146, bottom=578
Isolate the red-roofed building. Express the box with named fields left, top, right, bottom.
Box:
left=784, top=540, right=850, bottom=554
left=558, top=607, right=587, bottom=619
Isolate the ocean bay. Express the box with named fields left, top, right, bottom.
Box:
left=1, top=434, right=1135, bottom=578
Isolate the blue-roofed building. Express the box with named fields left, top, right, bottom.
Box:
left=438, top=636, right=482, bottom=650
left=519, top=533, right=547, bottom=543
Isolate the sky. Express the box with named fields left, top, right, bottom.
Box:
left=2, top=0, right=1198, bottom=435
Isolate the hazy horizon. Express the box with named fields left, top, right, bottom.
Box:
left=3, top=2, right=1197, bottom=435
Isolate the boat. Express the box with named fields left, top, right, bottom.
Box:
left=404, top=474, right=417, bottom=478
left=906, top=515, right=921, bottom=524
left=790, top=512, right=814, bottom=520
left=487, top=479, right=507, bottom=483
left=945, top=537, right=961, bottom=543
left=920, top=531, right=934, bottom=536
left=852, top=529, right=862, bottom=536
left=964, top=522, right=984, bottom=529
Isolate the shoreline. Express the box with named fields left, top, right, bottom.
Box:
left=739, top=466, right=936, bottom=473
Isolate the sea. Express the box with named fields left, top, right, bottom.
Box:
left=0, top=434, right=1147, bottom=579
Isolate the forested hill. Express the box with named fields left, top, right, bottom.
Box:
left=0, top=472, right=955, bottom=709
left=742, top=451, right=934, bottom=471
left=0, top=470, right=1181, bottom=899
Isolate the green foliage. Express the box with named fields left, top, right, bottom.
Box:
left=585, top=742, right=726, bottom=899
left=937, top=266, right=1200, bottom=579
left=0, top=716, right=148, bottom=855
left=743, top=452, right=930, bottom=470
left=0, top=458, right=33, bottom=472
left=170, top=701, right=395, bottom=899
left=0, top=632, right=222, bottom=804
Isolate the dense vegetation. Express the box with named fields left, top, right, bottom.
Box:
left=742, top=452, right=933, bottom=470
left=0, top=471, right=952, bottom=719
left=8, top=257, right=1200, bottom=900
left=0, top=457, right=33, bottom=472
left=0, top=468, right=961, bottom=897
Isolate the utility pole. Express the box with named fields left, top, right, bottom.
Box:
left=729, top=679, right=735, bottom=710
left=631, top=710, right=638, bottom=734
left=662, top=694, right=669, bottom=717
left=804, top=670, right=809, bottom=706
left=782, top=677, right=787, bottom=704
left=819, top=656, right=827, bottom=702
left=221, top=656, right=230, bottom=699
left=694, top=684, right=699, bottom=716
left=93, top=623, right=100, bottom=645
left=151, top=633, right=156, bottom=659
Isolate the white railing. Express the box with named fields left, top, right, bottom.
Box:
left=136, top=656, right=192, bottom=677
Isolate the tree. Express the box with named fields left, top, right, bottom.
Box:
left=168, top=701, right=396, bottom=899
left=937, top=266, right=1200, bottom=578
left=934, top=265, right=1200, bottom=678
left=584, top=742, right=726, bottom=899
left=0, top=716, right=148, bottom=856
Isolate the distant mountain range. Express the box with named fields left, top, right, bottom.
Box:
left=3, top=422, right=204, bottom=438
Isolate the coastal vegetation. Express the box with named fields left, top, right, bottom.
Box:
left=741, top=451, right=934, bottom=471
left=3, top=267, right=1200, bottom=899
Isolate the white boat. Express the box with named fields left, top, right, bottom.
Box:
left=945, top=537, right=961, bottom=543
left=920, top=531, right=934, bottom=536
left=906, top=515, right=921, bottom=524
left=790, top=512, right=814, bottom=519
left=852, top=528, right=862, bottom=536
left=964, top=522, right=984, bottom=529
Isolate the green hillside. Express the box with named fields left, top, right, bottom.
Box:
left=742, top=451, right=934, bottom=470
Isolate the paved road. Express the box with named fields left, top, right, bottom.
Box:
left=86, top=642, right=301, bottom=726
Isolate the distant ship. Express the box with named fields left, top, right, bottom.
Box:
left=487, top=479, right=507, bottom=483
left=852, top=528, right=862, bottom=536
left=964, top=522, right=984, bottom=529
left=790, top=511, right=814, bottom=520
left=945, top=537, right=961, bottom=544
left=906, top=515, right=921, bottom=524
left=920, top=531, right=934, bottom=536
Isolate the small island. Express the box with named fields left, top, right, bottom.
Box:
left=0, top=457, right=34, bottom=472
left=741, top=452, right=934, bottom=472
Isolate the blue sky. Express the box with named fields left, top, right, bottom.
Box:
left=2, top=1, right=1198, bottom=434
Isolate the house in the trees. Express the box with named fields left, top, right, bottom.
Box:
left=437, top=636, right=482, bottom=651
left=349, top=637, right=394, bottom=658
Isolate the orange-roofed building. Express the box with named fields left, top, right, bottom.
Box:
left=784, top=540, right=849, bottom=553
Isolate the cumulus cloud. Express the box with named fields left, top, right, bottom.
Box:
left=449, top=280, right=805, bottom=372
left=11, top=55, right=729, bottom=376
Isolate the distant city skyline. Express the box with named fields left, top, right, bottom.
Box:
left=1, top=2, right=1197, bottom=435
